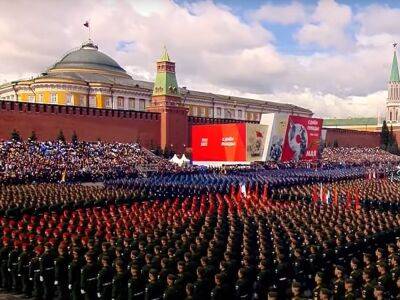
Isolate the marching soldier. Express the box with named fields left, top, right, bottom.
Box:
left=80, top=252, right=99, bottom=300
left=54, top=244, right=70, bottom=300
left=68, top=247, right=84, bottom=300
left=97, top=256, right=114, bottom=300
left=18, top=243, right=32, bottom=298
left=40, top=242, right=55, bottom=300
left=111, top=259, right=129, bottom=300
left=128, top=265, right=145, bottom=300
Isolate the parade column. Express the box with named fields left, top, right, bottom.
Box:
left=147, top=47, right=188, bottom=154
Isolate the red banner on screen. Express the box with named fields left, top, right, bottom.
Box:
left=192, top=124, right=246, bottom=161
left=281, top=116, right=323, bottom=162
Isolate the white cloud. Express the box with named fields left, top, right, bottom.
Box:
left=0, top=0, right=396, bottom=119
left=295, top=0, right=353, bottom=50
left=251, top=2, right=306, bottom=25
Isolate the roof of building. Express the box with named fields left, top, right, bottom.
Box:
left=0, top=42, right=312, bottom=115
left=159, top=46, right=171, bottom=62
left=390, top=50, right=400, bottom=82
left=323, top=117, right=378, bottom=126
left=49, top=41, right=127, bottom=74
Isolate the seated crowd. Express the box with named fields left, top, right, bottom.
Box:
left=0, top=141, right=180, bottom=184
left=0, top=189, right=399, bottom=299
left=321, top=147, right=400, bottom=167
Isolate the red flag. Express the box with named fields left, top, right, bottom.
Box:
left=83, top=21, right=89, bottom=28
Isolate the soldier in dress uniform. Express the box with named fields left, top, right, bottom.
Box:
left=163, top=274, right=179, bottom=300
left=313, top=272, right=325, bottom=300
left=128, top=265, right=145, bottom=300
left=290, top=281, right=305, bottom=300
left=97, top=256, right=114, bottom=300
left=40, top=242, right=55, bottom=300
left=193, top=266, right=210, bottom=300
left=332, top=265, right=345, bottom=300
left=0, top=237, right=12, bottom=291
left=344, top=278, right=356, bottom=300
left=145, top=269, right=162, bottom=300
left=80, top=252, right=99, bottom=300
left=111, top=259, right=128, bottom=300
left=18, top=243, right=32, bottom=298
left=8, top=240, right=21, bottom=293
left=54, top=243, right=70, bottom=300
left=68, top=247, right=84, bottom=300
left=234, top=268, right=251, bottom=300
left=377, top=261, right=395, bottom=296
left=349, top=258, right=362, bottom=290
left=30, top=246, right=44, bottom=300
left=361, top=269, right=376, bottom=300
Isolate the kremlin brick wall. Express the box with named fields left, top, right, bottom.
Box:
left=0, top=101, right=383, bottom=151
left=0, top=101, right=161, bottom=148
left=324, top=128, right=380, bottom=148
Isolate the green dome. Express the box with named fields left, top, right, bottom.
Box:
left=50, top=41, right=126, bottom=74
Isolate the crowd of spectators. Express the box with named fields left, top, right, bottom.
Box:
left=321, top=147, right=400, bottom=167
left=0, top=141, right=179, bottom=184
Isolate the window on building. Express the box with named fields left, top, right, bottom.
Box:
left=50, top=93, right=57, bottom=104
left=129, top=98, right=135, bottom=110
left=216, top=107, right=221, bottom=117
left=254, top=113, right=259, bottom=121
left=248, top=112, right=253, bottom=120
left=80, top=95, right=87, bottom=107
left=390, top=111, right=393, bottom=121
left=201, top=107, right=206, bottom=117
left=105, top=97, right=112, bottom=108
left=28, top=95, right=35, bottom=103
left=89, top=96, right=96, bottom=107
left=66, top=94, right=73, bottom=105
left=225, top=110, right=232, bottom=118
left=238, top=110, right=243, bottom=119
left=139, top=99, right=146, bottom=110
left=208, top=108, right=213, bottom=118
left=193, top=106, right=198, bottom=116
left=117, top=97, right=124, bottom=108
left=37, top=94, right=44, bottom=103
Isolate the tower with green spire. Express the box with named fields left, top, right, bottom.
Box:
left=147, top=47, right=188, bottom=153
left=152, top=46, right=181, bottom=101
left=390, top=46, right=400, bottom=82
left=387, top=43, right=400, bottom=124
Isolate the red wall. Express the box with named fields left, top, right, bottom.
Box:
left=0, top=101, right=160, bottom=148
left=324, top=128, right=380, bottom=147
left=0, top=101, right=263, bottom=152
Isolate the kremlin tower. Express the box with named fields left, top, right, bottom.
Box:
left=147, top=47, right=188, bottom=153
left=387, top=44, right=400, bottom=124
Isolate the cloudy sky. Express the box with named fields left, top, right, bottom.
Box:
left=1, top=0, right=399, bottom=118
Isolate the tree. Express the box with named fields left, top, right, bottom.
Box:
left=71, top=131, right=78, bottom=144
left=28, top=131, right=37, bottom=141
left=380, top=120, right=390, bottom=150
left=57, top=130, right=66, bottom=143
left=388, top=125, right=399, bottom=154
left=10, top=129, right=21, bottom=142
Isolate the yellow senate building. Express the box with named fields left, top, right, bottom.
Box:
left=0, top=40, right=312, bottom=121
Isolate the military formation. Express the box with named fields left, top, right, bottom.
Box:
left=0, top=143, right=400, bottom=299
left=0, top=189, right=397, bottom=299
